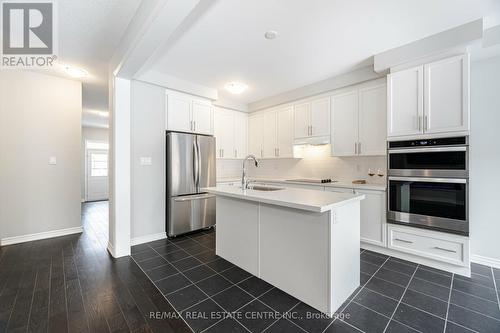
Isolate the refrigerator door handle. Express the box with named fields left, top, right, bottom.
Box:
left=192, top=140, right=199, bottom=189
left=196, top=139, right=201, bottom=190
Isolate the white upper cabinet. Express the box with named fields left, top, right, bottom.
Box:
left=214, top=107, right=248, bottom=159
left=387, top=54, right=470, bottom=139
left=262, top=111, right=278, bottom=158
left=166, top=93, right=192, bottom=133
left=424, top=54, right=469, bottom=134
left=358, top=84, right=387, bottom=156
left=248, top=113, right=264, bottom=158
left=165, top=90, right=213, bottom=135
left=331, top=82, right=387, bottom=157
left=248, top=107, right=295, bottom=159
left=191, top=100, right=213, bottom=135
left=310, top=98, right=330, bottom=137
left=387, top=66, right=423, bottom=137
left=293, top=97, right=330, bottom=144
left=293, top=102, right=310, bottom=139
left=276, top=106, right=294, bottom=158
left=233, top=112, right=248, bottom=159
left=331, top=91, right=358, bottom=156
left=214, top=107, right=234, bottom=159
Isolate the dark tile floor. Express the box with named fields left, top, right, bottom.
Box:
left=0, top=201, right=192, bottom=333
left=133, top=230, right=500, bottom=333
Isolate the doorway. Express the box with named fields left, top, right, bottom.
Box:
left=85, top=141, right=109, bottom=202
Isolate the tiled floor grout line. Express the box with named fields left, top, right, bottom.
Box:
left=449, top=302, right=500, bottom=322
left=446, top=320, right=480, bottom=333
left=131, top=249, right=198, bottom=333
left=390, top=318, right=424, bottom=333
left=139, top=233, right=316, bottom=333
left=451, top=288, right=500, bottom=305
left=382, top=264, right=419, bottom=333
left=493, top=267, right=500, bottom=312
left=147, top=241, right=282, bottom=333
left=321, top=256, right=391, bottom=333
left=337, top=319, right=365, bottom=333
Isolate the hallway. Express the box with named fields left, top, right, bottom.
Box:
left=0, top=202, right=190, bottom=333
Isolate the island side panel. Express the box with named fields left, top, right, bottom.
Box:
left=215, top=196, right=260, bottom=276
left=259, top=204, right=330, bottom=314
left=330, top=201, right=361, bottom=315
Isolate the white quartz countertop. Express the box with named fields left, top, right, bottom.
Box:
left=216, top=177, right=386, bottom=191
left=204, top=185, right=365, bottom=213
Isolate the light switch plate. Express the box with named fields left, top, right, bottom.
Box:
left=49, top=156, right=57, bottom=165
left=140, top=157, right=152, bottom=166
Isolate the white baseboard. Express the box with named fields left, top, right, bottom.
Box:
left=107, top=241, right=116, bottom=257
left=471, top=254, right=500, bottom=269
left=130, top=232, right=166, bottom=246
left=0, top=226, right=84, bottom=246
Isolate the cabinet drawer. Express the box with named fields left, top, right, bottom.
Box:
left=388, top=225, right=469, bottom=267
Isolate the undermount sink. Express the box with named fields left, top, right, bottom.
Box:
left=247, top=185, right=284, bottom=192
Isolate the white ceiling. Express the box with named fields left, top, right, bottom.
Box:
left=56, top=0, right=140, bottom=117
left=151, top=0, right=500, bottom=104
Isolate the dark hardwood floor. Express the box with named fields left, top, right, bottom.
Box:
left=0, top=201, right=191, bottom=333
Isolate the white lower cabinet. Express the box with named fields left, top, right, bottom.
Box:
left=356, top=189, right=386, bottom=247
left=325, top=187, right=386, bottom=247
left=387, top=224, right=469, bottom=267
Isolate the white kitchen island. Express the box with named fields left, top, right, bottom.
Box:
left=204, top=184, right=365, bottom=316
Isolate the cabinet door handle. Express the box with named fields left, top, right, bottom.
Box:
left=395, top=238, right=413, bottom=244
left=277, top=148, right=280, bottom=157
left=424, top=115, right=428, bottom=132
left=261, top=149, right=263, bottom=158
left=221, top=149, right=224, bottom=158
left=433, top=246, right=456, bottom=253
left=358, top=142, right=361, bottom=155
left=235, top=149, right=237, bottom=158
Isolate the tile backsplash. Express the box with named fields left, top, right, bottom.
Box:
left=217, top=145, right=386, bottom=184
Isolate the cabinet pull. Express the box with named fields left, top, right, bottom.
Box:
left=310, top=125, right=313, bottom=136
left=221, top=149, right=224, bottom=158
left=433, top=246, right=456, bottom=253
left=261, top=149, right=263, bottom=158
left=417, top=116, right=421, bottom=131
left=424, top=115, right=428, bottom=132
left=358, top=142, right=361, bottom=155
left=193, top=121, right=196, bottom=132
left=235, top=149, right=237, bottom=158
left=394, top=238, right=413, bottom=244
left=277, top=148, right=280, bottom=157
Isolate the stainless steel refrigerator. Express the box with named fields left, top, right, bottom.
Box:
left=166, top=131, right=216, bottom=237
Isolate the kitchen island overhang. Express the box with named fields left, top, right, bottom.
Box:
left=204, top=185, right=365, bottom=316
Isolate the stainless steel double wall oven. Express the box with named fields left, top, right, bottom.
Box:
left=387, top=137, right=469, bottom=235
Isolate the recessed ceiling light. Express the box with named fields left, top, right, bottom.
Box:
left=225, top=81, right=248, bottom=94
left=63, top=65, right=88, bottom=78
left=264, top=30, right=278, bottom=40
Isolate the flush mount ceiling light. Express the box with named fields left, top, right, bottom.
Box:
left=63, top=65, right=88, bottom=78
left=224, top=81, right=248, bottom=94
left=264, top=30, right=278, bottom=40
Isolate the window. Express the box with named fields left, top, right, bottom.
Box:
left=86, top=141, right=109, bottom=150
left=90, top=153, right=108, bottom=177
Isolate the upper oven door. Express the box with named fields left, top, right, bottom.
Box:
left=388, top=146, right=468, bottom=178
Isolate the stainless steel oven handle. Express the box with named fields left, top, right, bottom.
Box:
left=388, top=176, right=467, bottom=184
left=388, top=147, right=467, bottom=154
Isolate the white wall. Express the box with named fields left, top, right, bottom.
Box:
left=470, top=56, right=500, bottom=263
left=0, top=71, right=82, bottom=241
left=81, top=126, right=109, bottom=200
left=130, top=80, right=166, bottom=240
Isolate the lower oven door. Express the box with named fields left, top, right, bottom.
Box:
left=388, top=177, right=468, bottom=235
